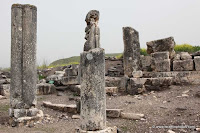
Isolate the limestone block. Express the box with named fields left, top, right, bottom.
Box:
left=174, top=54, right=180, bottom=60
left=64, top=104, right=77, bottom=114
left=141, top=55, right=151, bottom=71
left=61, top=76, right=78, bottom=85
left=151, top=52, right=169, bottom=60
left=36, top=83, right=56, bottom=95
left=127, top=78, right=146, bottom=95
left=194, top=56, right=200, bottom=71
left=180, top=52, right=192, bottom=60
left=154, top=59, right=171, bottom=72
left=147, top=37, right=176, bottom=59
left=132, top=71, right=143, bottom=78
left=173, top=59, right=194, bottom=71
left=105, top=77, right=121, bottom=88
left=120, top=112, right=144, bottom=120
left=65, top=65, right=79, bottom=76
left=145, top=77, right=173, bottom=91
left=106, top=109, right=123, bottom=118
left=106, top=87, right=118, bottom=96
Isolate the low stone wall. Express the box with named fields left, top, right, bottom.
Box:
left=143, top=71, right=200, bottom=85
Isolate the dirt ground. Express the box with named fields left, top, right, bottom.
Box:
left=0, top=85, right=199, bottom=133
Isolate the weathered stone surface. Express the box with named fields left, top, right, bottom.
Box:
left=105, top=58, right=124, bottom=77
left=9, top=109, right=43, bottom=127
left=75, top=126, right=117, bottom=133
left=194, top=56, right=200, bottom=71
left=192, top=50, right=200, bottom=56
left=43, top=101, right=77, bottom=114
left=154, top=59, right=171, bottom=72
left=37, top=83, right=56, bottom=95
left=106, top=87, right=118, bottom=96
left=72, top=115, right=81, bottom=119
left=146, top=37, right=176, bottom=59
left=132, top=71, right=143, bottom=78
left=151, top=52, right=170, bottom=72
left=107, top=67, right=121, bottom=77
left=143, top=71, right=200, bottom=85
left=151, top=51, right=169, bottom=60
left=174, top=54, right=180, bottom=60
left=127, top=78, right=146, bottom=95
left=173, top=59, right=194, bottom=71
left=123, top=27, right=141, bottom=77
left=11, top=4, right=37, bottom=109
left=46, top=75, right=63, bottom=86
left=105, top=77, right=121, bottom=88
left=106, top=109, right=123, bottom=118
left=11, top=4, right=23, bottom=109
left=127, top=77, right=172, bottom=94
left=68, top=85, right=81, bottom=96
left=145, top=77, right=173, bottom=91
left=180, top=52, right=192, bottom=60
left=84, top=10, right=100, bottom=51
left=120, top=112, right=144, bottom=120
left=64, top=65, right=79, bottom=76
left=0, top=85, right=5, bottom=96
left=0, top=95, right=6, bottom=100
left=80, top=48, right=106, bottom=131
left=64, top=104, right=77, bottom=114
left=61, top=76, right=79, bottom=85
left=141, top=55, right=151, bottom=71
left=119, top=76, right=129, bottom=93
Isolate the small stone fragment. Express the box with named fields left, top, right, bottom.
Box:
left=120, top=112, right=144, bottom=120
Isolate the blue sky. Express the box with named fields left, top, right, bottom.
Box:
left=0, top=0, right=200, bottom=67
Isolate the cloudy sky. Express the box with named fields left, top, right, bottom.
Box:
left=0, top=0, right=200, bottom=68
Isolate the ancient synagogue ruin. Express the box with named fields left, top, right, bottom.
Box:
left=0, top=2, right=200, bottom=133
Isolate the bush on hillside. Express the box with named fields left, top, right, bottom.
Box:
left=140, top=48, right=148, bottom=56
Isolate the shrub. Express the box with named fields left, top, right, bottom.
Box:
left=174, top=44, right=194, bottom=53
left=140, top=48, right=148, bottom=56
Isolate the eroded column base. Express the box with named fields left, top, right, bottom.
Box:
left=75, top=126, right=118, bottom=133
left=9, top=108, right=43, bottom=127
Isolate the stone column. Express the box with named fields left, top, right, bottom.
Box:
left=10, top=4, right=42, bottom=126
left=80, top=48, right=106, bottom=131
left=77, top=10, right=117, bottom=133
left=123, top=27, right=142, bottom=77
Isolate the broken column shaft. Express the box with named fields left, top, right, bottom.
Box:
left=123, top=27, right=142, bottom=77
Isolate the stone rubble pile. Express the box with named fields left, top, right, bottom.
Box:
left=0, top=71, right=10, bottom=97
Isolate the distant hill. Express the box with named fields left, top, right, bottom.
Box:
left=47, top=44, right=200, bottom=68
left=49, top=53, right=122, bottom=66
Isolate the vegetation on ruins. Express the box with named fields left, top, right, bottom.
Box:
left=174, top=44, right=200, bottom=53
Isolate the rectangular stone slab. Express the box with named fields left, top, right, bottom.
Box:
left=173, top=59, right=194, bottom=71
left=194, top=56, right=200, bottom=71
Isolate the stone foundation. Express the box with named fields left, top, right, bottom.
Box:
left=143, top=71, right=200, bottom=85
left=9, top=108, right=43, bottom=127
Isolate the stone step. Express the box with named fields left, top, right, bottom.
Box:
left=43, top=101, right=77, bottom=114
